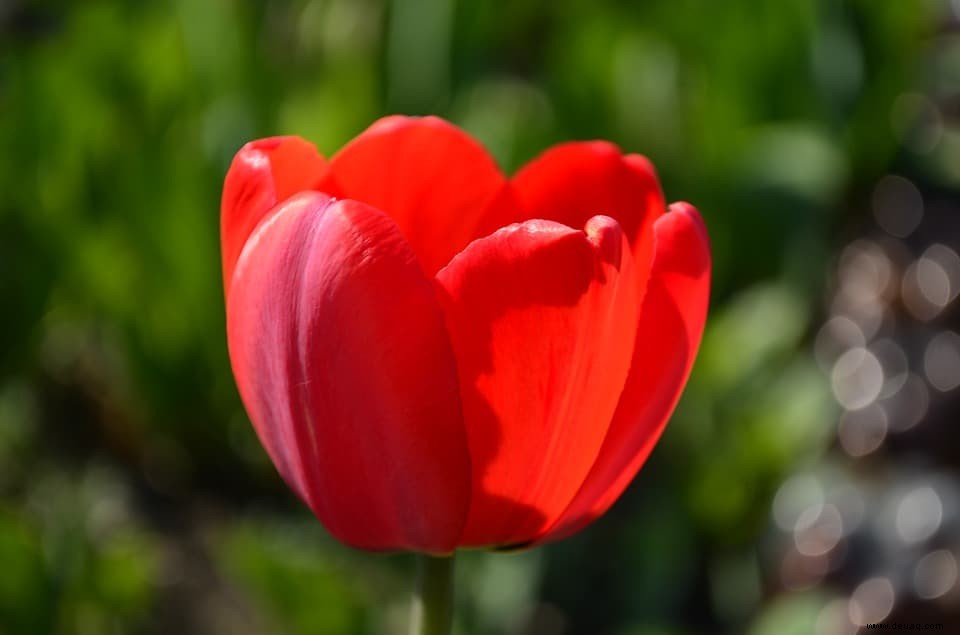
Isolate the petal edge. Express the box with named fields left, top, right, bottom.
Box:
left=534, top=202, right=711, bottom=544
left=221, top=136, right=326, bottom=292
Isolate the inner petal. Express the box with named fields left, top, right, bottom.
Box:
left=317, top=116, right=517, bottom=276
left=434, top=215, right=640, bottom=547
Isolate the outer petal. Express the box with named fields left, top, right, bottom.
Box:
left=435, top=216, right=641, bottom=547
left=510, top=141, right=664, bottom=286
left=534, top=203, right=711, bottom=544
left=221, top=136, right=326, bottom=292
left=317, top=116, right=517, bottom=276
left=227, top=192, right=471, bottom=552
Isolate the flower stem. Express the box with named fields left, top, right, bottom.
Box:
left=410, top=552, right=455, bottom=635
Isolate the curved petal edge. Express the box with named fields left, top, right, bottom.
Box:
left=221, top=136, right=326, bottom=293
left=510, top=141, right=664, bottom=277
left=533, top=202, right=711, bottom=545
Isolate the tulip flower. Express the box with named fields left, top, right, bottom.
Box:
left=222, top=115, right=709, bottom=633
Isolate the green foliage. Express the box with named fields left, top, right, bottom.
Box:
left=217, top=519, right=369, bottom=634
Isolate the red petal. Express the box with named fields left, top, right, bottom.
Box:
left=435, top=216, right=641, bottom=547
left=510, top=142, right=664, bottom=279
left=227, top=192, right=470, bottom=552
left=535, top=203, right=711, bottom=544
left=317, top=116, right=517, bottom=276
left=221, top=136, right=326, bottom=292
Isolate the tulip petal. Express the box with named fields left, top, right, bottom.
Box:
left=435, top=216, right=641, bottom=547
left=535, top=203, right=711, bottom=544
left=221, top=136, right=326, bottom=291
left=227, top=192, right=471, bottom=552
left=317, top=116, right=517, bottom=276
left=510, top=142, right=664, bottom=280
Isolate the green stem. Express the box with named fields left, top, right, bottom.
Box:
left=410, top=552, right=455, bottom=635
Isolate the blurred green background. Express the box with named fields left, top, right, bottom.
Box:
left=3, top=0, right=960, bottom=633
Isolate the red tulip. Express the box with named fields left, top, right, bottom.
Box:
left=222, top=116, right=710, bottom=554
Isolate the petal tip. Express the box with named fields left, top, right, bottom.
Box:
left=662, top=202, right=711, bottom=272
left=584, top=215, right=625, bottom=268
